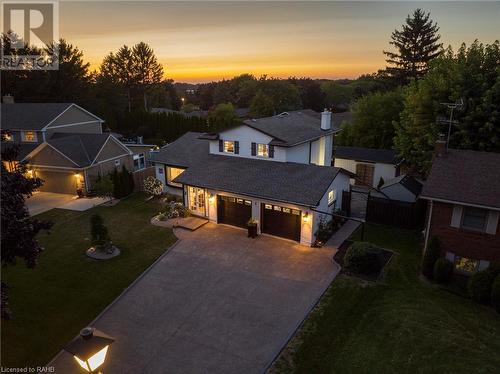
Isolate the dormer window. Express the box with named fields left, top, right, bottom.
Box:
left=22, top=131, right=37, bottom=142
left=224, top=141, right=235, bottom=153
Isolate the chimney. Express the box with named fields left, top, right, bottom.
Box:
left=321, top=109, right=331, bottom=130
left=435, top=134, right=446, bottom=157
left=2, top=94, right=14, bottom=104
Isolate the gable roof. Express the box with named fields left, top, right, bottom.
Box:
left=335, top=146, right=399, bottom=165
left=381, top=174, right=423, bottom=196
left=149, top=132, right=210, bottom=168
left=0, top=142, right=41, bottom=161
left=1, top=103, right=103, bottom=131
left=420, top=149, right=500, bottom=209
left=241, top=110, right=340, bottom=147
left=174, top=155, right=345, bottom=207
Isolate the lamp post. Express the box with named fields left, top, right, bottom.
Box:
left=64, top=327, right=114, bottom=374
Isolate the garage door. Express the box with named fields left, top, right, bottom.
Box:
left=35, top=170, right=77, bottom=195
left=217, top=195, right=252, bottom=228
left=261, top=203, right=301, bottom=242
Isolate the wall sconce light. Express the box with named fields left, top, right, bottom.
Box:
left=26, top=169, right=34, bottom=177
left=303, top=212, right=310, bottom=223
left=208, top=193, right=215, bottom=203
left=74, top=172, right=81, bottom=179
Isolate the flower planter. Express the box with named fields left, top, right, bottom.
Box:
left=247, top=223, right=258, bottom=238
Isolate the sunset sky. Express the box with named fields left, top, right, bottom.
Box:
left=60, top=1, right=500, bottom=83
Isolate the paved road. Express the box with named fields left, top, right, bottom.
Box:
left=50, top=223, right=339, bottom=374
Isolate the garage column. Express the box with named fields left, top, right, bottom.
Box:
left=251, top=201, right=261, bottom=234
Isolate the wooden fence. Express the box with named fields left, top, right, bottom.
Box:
left=366, top=195, right=426, bottom=229
left=132, top=166, right=155, bottom=191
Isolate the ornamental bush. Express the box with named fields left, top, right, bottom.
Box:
left=143, top=176, right=163, bottom=196
left=432, top=257, right=453, bottom=284
left=491, top=275, right=500, bottom=313
left=90, top=214, right=111, bottom=249
left=422, top=236, right=440, bottom=279
left=344, top=241, right=383, bottom=274
left=468, top=269, right=496, bottom=304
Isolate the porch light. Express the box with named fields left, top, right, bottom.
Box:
left=74, top=172, right=81, bottom=179
left=208, top=193, right=215, bottom=203
left=303, top=212, right=310, bottom=223
left=26, top=169, right=34, bottom=177
left=64, top=327, right=114, bottom=373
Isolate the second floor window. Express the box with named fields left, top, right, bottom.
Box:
left=257, top=144, right=269, bottom=157
left=462, top=207, right=488, bottom=231
left=22, top=131, right=37, bottom=142
left=223, top=141, right=235, bottom=153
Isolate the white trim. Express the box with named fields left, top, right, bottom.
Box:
left=28, top=164, right=80, bottom=170
left=420, top=196, right=500, bottom=212
left=42, top=104, right=105, bottom=130
left=21, top=143, right=47, bottom=161
left=91, top=135, right=132, bottom=165
left=45, top=120, right=101, bottom=129
left=93, top=154, right=127, bottom=165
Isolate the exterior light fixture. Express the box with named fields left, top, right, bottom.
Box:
left=208, top=193, right=215, bottom=203
left=64, top=327, right=114, bottom=373
left=74, top=172, right=81, bottom=178
left=303, top=212, right=310, bottom=223
left=26, top=169, right=34, bottom=177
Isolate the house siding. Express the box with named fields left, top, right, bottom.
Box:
left=85, top=155, right=133, bottom=188
left=28, top=145, right=77, bottom=168
left=333, top=157, right=397, bottom=187
left=428, top=201, right=500, bottom=263
left=46, top=121, right=102, bottom=135
left=46, top=105, right=101, bottom=127
left=94, top=138, right=129, bottom=162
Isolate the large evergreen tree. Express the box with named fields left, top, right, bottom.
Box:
left=383, top=9, right=442, bottom=85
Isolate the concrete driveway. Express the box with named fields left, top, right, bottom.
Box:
left=50, top=224, right=339, bottom=374
left=26, top=192, right=111, bottom=216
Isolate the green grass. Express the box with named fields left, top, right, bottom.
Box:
left=1, top=193, right=177, bottom=367
left=272, top=224, right=500, bottom=374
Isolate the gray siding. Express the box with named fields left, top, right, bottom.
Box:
left=28, top=145, right=76, bottom=168
left=94, top=139, right=129, bottom=162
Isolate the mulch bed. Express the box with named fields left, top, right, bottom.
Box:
left=334, top=240, right=394, bottom=282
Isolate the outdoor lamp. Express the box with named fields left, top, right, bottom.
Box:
left=303, top=212, right=310, bottom=223
left=64, top=327, right=114, bottom=373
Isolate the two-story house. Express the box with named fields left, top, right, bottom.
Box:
left=1, top=98, right=149, bottom=195
left=421, top=141, right=500, bottom=275
left=150, top=109, right=353, bottom=246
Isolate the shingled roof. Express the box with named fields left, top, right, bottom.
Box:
left=420, top=149, right=500, bottom=209
left=335, top=146, right=400, bottom=164
left=1, top=103, right=73, bottom=130
left=149, top=132, right=210, bottom=168
left=173, top=154, right=345, bottom=207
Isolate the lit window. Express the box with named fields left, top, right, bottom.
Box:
left=223, top=141, right=235, bottom=153
left=292, top=209, right=301, bottom=215
left=22, top=131, right=37, bottom=142
left=237, top=198, right=243, bottom=204
left=4, top=133, right=13, bottom=141
left=274, top=206, right=281, bottom=211
left=244, top=200, right=252, bottom=205
left=283, top=208, right=291, bottom=213
left=328, top=190, right=336, bottom=206
left=257, top=144, right=269, bottom=157
left=167, top=167, right=184, bottom=187
left=454, top=256, right=479, bottom=274
left=462, top=207, right=488, bottom=231
left=133, top=153, right=146, bottom=171
left=265, top=204, right=272, bottom=210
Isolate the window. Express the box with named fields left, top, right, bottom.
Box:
left=133, top=153, right=146, bottom=171
left=454, top=256, right=479, bottom=274
left=328, top=190, right=336, bottom=206
left=265, top=204, right=272, bottom=210
left=167, top=167, right=184, bottom=187
left=22, top=131, right=37, bottom=142
left=4, top=133, right=13, bottom=141
left=462, top=207, right=488, bottom=231
left=223, top=141, right=235, bottom=153
left=114, top=159, right=120, bottom=167
left=283, top=208, right=291, bottom=213
left=274, top=206, right=281, bottom=211
left=257, top=144, right=269, bottom=157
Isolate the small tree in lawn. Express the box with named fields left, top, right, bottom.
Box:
left=143, top=176, right=163, bottom=197
left=90, top=214, right=112, bottom=253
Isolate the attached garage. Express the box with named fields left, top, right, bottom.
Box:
left=261, top=203, right=301, bottom=242
left=217, top=195, right=252, bottom=228
left=35, top=169, right=78, bottom=195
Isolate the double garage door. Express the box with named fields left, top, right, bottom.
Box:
left=217, top=194, right=301, bottom=242
left=35, top=170, right=78, bottom=195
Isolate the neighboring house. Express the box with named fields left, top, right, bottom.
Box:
left=333, top=146, right=401, bottom=188
left=151, top=109, right=352, bottom=246
left=376, top=174, right=423, bottom=203
left=1, top=99, right=139, bottom=195
left=421, top=143, right=500, bottom=275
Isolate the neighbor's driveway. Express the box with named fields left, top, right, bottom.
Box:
left=50, top=223, right=339, bottom=374
left=26, top=192, right=111, bottom=216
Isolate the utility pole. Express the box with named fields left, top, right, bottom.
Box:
left=439, top=99, right=463, bottom=150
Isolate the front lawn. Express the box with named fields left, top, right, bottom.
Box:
left=271, top=224, right=500, bottom=373
left=1, top=193, right=177, bottom=368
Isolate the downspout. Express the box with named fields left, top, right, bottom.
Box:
left=423, top=200, right=433, bottom=255
left=83, top=169, right=89, bottom=194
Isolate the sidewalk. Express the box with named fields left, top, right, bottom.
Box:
left=324, top=220, right=361, bottom=252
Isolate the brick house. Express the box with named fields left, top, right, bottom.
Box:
left=420, top=141, right=500, bottom=275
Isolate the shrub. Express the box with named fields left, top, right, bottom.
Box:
left=92, top=175, right=114, bottom=198
left=112, top=166, right=135, bottom=198
left=90, top=214, right=111, bottom=249
left=468, top=269, right=496, bottom=304
left=491, top=275, right=500, bottom=313
left=422, top=236, right=440, bottom=279
left=143, top=176, right=163, bottom=196
left=433, top=258, right=453, bottom=284
left=344, top=241, right=383, bottom=274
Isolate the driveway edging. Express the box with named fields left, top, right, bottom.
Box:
left=46, top=237, right=181, bottom=368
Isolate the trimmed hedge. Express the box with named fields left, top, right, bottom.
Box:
left=422, top=236, right=440, bottom=279
left=433, top=258, right=453, bottom=284
left=491, top=275, right=500, bottom=313
left=468, top=270, right=496, bottom=304
left=344, top=242, right=384, bottom=275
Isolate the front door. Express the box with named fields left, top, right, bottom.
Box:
left=188, top=187, right=206, bottom=216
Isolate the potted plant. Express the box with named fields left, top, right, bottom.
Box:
left=247, top=218, right=258, bottom=238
